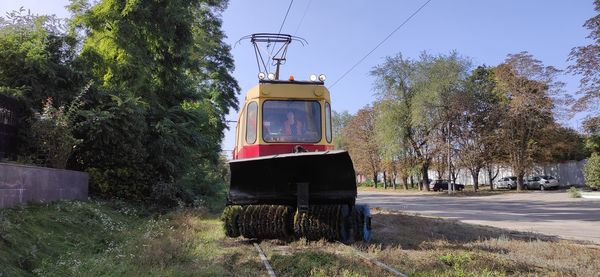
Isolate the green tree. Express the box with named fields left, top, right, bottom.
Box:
left=583, top=116, right=600, bottom=153
left=0, top=9, right=82, bottom=162
left=371, top=52, right=471, bottom=191
left=584, top=153, right=600, bottom=188
left=455, top=66, right=503, bottom=191
left=332, top=110, right=352, bottom=150
left=69, top=0, right=239, bottom=203
left=0, top=9, right=80, bottom=108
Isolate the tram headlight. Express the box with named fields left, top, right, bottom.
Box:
left=309, top=74, right=317, bottom=82
left=268, top=73, right=276, bottom=80
left=258, top=72, right=266, bottom=80
left=318, top=74, right=326, bottom=82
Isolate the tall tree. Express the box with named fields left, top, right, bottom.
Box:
left=455, top=66, right=503, bottom=191
left=494, top=52, right=562, bottom=191
left=343, top=106, right=381, bottom=187
left=374, top=99, right=408, bottom=189
left=0, top=9, right=83, bottom=164
left=0, top=9, right=80, bottom=109
left=568, top=0, right=600, bottom=112
left=371, top=52, right=470, bottom=191
left=69, top=0, right=239, bottom=202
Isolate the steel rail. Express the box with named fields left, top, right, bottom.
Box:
left=336, top=241, right=408, bottom=277
left=254, top=242, right=277, bottom=277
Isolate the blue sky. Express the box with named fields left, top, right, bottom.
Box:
left=1, top=0, right=596, bottom=156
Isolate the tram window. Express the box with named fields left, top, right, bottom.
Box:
left=262, top=100, right=321, bottom=143
left=325, top=102, right=332, bottom=143
left=245, top=102, right=257, bottom=144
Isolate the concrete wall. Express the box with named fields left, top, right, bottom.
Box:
left=0, top=163, right=88, bottom=209
left=443, top=160, right=588, bottom=187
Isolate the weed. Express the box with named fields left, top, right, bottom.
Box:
left=568, top=186, right=582, bottom=198
left=438, top=252, right=472, bottom=275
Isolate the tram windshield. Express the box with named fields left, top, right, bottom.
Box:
left=262, top=100, right=321, bottom=143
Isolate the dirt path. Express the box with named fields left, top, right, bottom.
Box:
left=358, top=191, right=600, bottom=243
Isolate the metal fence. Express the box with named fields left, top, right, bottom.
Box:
left=0, top=94, right=19, bottom=159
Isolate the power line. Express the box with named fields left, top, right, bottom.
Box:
left=293, top=0, right=312, bottom=35
left=269, top=0, right=295, bottom=71
left=329, top=0, right=433, bottom=89
left=277, top=0, right=295, bottom=34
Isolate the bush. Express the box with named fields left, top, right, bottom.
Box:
left=568, top=186, right=582, bottom=198
left=584, top=153, right=600, bottom=189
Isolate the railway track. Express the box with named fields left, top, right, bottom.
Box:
left=250, top=240, right=408, bottom=277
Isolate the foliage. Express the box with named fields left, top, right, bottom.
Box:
left=438, top=251, right=472, bottom=275
left=28, top=97, right=81, bottom=168
left=455, top=66, right=503, bottom=190
left=371, top=52, right=471, bottom=190
left=494, top=52, right=562, bottom=190
left=0, top=1, right=236, bottom=206
left=342, top=106, right=381, bottom=186
left=541, top=124, right=589, bottom=161
left=0, top=9, right=83, bottom=162
left=567, top=0, right=600, bottom=112
left=584, top=153, right=600, bottom=189
left=568, top=186, right=582, bottom=198
left=332, top=110, right=352, bottom=149
left=65, top=0, right=239, bottom=203
left=583, top=116, right=600, bottom=153
left=0, top=8, right=80, bottom=109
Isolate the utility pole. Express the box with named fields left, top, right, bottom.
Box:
left=448, top=120, right=453, bottom=194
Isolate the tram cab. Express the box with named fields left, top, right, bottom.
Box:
left=233, top=77, right=334, bottom=159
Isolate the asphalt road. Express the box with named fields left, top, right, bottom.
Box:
left=358, top=191, right=600, bottom=243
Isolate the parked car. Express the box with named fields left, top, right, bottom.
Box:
left=524, top=175, right=560, bottom=190
left=495, top=176, right=517, bottom=190
left=429, top=179, right=465, bottom=192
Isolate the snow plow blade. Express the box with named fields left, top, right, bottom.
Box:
left=228, top=150, right=357, bottom=206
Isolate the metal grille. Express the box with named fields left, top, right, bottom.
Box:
left=0, top=94, right=19, bottom=156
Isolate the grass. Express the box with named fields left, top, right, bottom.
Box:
left=3, top=200, right=599, bottom=276
left=256, top=240, right=388, bottom=277
left=362, top=209, right=600, bottom=276
left=0, top=200, right=263, bottom=276
left=254, top=208, right=600, bottom=276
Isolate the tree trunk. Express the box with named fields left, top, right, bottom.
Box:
left=421, top=164, right=430, bottom=191
left=486, top=165, right=499, bottom=191
left=517, top=172, right=525, bottom=191
left=410, top=175, right=414, bottom=189
left=470, top=168, right=481, bottom=192
left=383, top=171, right=388, bottom=189
left=373, top=172, right=378, bottom=188
left=402, top=176, right=408, bottom=190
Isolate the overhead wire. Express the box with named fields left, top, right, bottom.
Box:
left=277, top=0, right=295, bottom=35
left=293, top=0, right=312, bottom=35
left=269, top=0, right=295, bottom=72
left=329, top=0, right=433, bottom=89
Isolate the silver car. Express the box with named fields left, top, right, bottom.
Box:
left=495, top=176, right=517, bottom=189
left=524, top=175, right=560, bottom=190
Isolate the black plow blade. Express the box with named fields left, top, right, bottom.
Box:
left=228, top=150, right=357, bottom=206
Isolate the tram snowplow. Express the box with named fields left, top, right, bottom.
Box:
left=221, top=34, right=371, bottom=242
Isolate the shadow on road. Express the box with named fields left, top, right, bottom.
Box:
left=367, top=210, right=560, bottom=250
